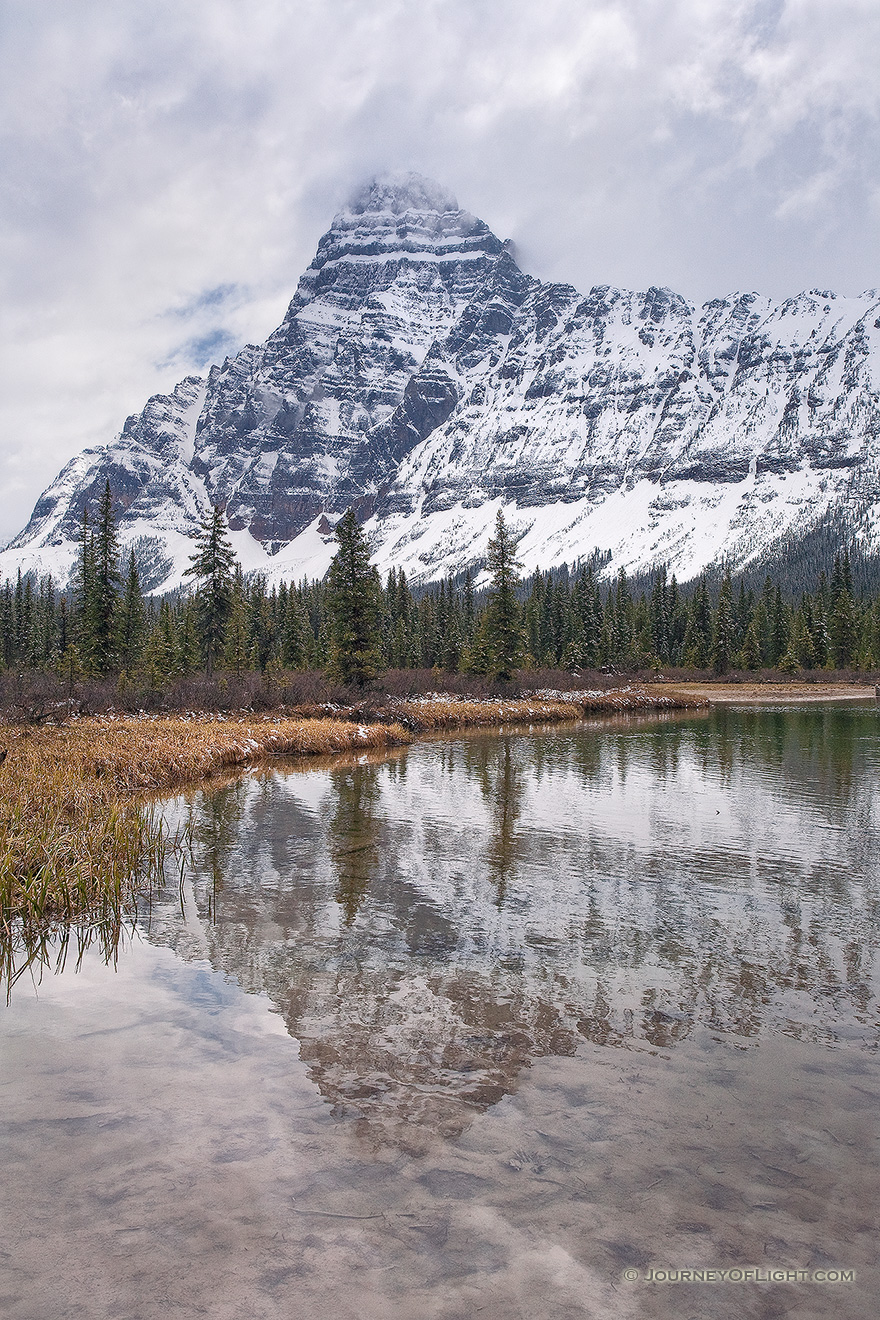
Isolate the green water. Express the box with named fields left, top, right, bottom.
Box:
left=2, top=705, right=878, bottom=1319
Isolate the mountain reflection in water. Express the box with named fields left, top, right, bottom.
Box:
left=131, top=707, right=880, bottom=1147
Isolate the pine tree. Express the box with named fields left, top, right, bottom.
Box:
left=141, top=601, right=177, bottom=686
left=734, top=583, right=752, bottom=654
left=650, top=567, right=669, bottom=661
left=56, top=595, right=69, bottom=663
left=811, top=576, right=830, bottom=666
left=223, top=567, right=251, bottom=676
left=829, top=589, right=858, bottom=669
left=177, top=599, right=202, bottom=675
left=830, top=548, right=854, bottom=605
left=683, top=577, right=712, bottom=668
left=59, top=642, right=84, bottom=698
left=73, top=507, right=97, bottom=669
left=632, top=592, right=654, bottom=666
left=864, top=598, right=880, bottom=670
left=790, top=606, right=817, bottom=669
left=36, top=575, right=57, bottom=668
left=524, top=574, right=543, bottom=665
left=616, top=570, right=636, bottom=663
left=666, top=575, right=686, bottom=664
left=391, top=569, right=416, bottom=667
left=481, top=510, right=524, bottom=680
left=248, top=577, right=276, bottom=672
left=184, top=506, right=236, bottom=676
left=0, top=581, right=13, bottom=667
left=325, top=509, right=383, bottom=685
left=712, top=570, right=736, bottom=674
left=462, top=569, right=475, bottom=650
left=769, top=586, right=790, bottom=667
left=13, top=569, right=26, bottom=665
left=118, top=550, right=146, bottom=670
left=281, top=586, right=311, bottom=669
left=437, top=577, right=464, bottom=672
left=568, top=564, right=601, bottom=668
left=82, top=479, right=124, bottom=675
left=539, top=576, right=556, bottom=664
left=20, top=577, right=37, bottom=668
left=381, top=569, right=397, bottom=667
left=739, top=619, right=762, bottom=670
left=417, top=593, right=438, bottom=667
left=441, top=609, right=464, bottom=672
left=157, top=601, right=182, bottom=675
left=552, top=577, right=572, bottom=662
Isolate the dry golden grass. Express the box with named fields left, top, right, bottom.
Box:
left=392, top=696, right=583, bottom=729
left=573, top=687, right=708, bottom=711
left=39, top=713, right=411, bottom=792
left=1, top=690, right=705, bottom=937
left=392, top=687, right=708, bottom=729
left=0, top=714, right=410, bottom=932
left=645, top=681, right=874, bottom=705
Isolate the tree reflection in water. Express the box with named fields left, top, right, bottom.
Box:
left=157, top=710, right=880, bottom=1139
left=328, top=764, right=384, bottom=925
left=8, top=706, right=880, bottom=1147
left=467, top=736, right=526, bottom=905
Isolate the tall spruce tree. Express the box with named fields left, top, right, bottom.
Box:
left=118, top=549, right=146, bottom=670
left=325, top=509, right=383, bottom=685
left=683, top=576, right=712, bottom=668
left=0, top=580, right=13, bottom=667
left=74, top=507, right=95, bottom=667
left=88, top=480, right=123, bottom=674
left=463, top=569, right=475, bottom=646
left=650, top=567, right=669, bottom=660
left=712, top=571, right=736, bottom=674
left=481, top=509, right=524, bottom=680
left=185, top=505, right=236, bottom=676
left=611, top=570, right=634, bottom=664
left=829, top=588, right=858, bottom=669
left=280, top=587, right=312, bottom=669
left=224, top=566, right=251, bottom=676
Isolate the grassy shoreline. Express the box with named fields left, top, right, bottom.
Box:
left=0, top=684, right=727, bottom=935
left=645, top=680, right=877, bottom=704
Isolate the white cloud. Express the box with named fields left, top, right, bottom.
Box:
left=1, top=0, right=878, bottom=543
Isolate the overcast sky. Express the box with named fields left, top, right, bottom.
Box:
left=1, top=0, right=879, bottom=545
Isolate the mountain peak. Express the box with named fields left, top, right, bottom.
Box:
left=345, top=172, right=459, bottom=217
left=5, top=177, right=880, bottom=597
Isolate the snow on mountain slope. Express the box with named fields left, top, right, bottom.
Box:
left=0, top=376, right=209, bottom=591
left=3, top=172, right=880, bottom=592
left=362, top=284, right=880, bottom=583
left=189, top=175, right=508, bottom=554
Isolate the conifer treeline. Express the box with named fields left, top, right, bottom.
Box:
left=1, top=492, right=877, bottom=682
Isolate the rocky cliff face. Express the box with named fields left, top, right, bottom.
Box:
left=3, top=173, right=880, bottom=590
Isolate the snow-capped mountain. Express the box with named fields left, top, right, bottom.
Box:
left=4, top=172, right=880, bottom=591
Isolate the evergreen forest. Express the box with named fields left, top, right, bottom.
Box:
left=2, top=489, right=879, bottom=695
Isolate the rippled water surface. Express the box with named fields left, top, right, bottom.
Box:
left=2, top=705, right=879, bottom=1319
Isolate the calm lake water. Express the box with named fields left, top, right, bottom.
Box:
left=2, top=705, right=879, bottom=1319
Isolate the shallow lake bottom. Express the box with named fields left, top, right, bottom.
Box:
left=2, top=705, right=878, bottom=1319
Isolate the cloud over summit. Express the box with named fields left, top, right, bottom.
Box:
left=1, top=0, right=878, bottom=544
